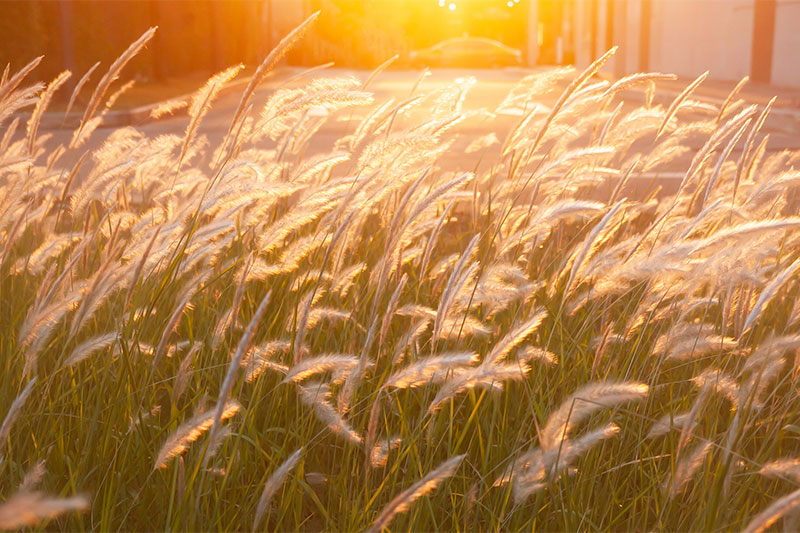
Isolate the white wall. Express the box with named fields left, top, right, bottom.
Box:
left=527, top=0, right=539, bottom=65
left=624, top=0, right=642, bottom=74
left=574, top=0, right=592, bottom=68
left=772, top=0, right=800, bottom=87
left=530, top=0, right=800, bottom=88
left=648, top=0, right=753, bottom=81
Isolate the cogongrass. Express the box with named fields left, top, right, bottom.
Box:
left=1, top=15, right=800, bottom=531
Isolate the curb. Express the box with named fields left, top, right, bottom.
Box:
left=618, top=86, right=800, bottom=135
left=22, top=68, right=800, bottom=132
left=24, top=76, right=254, bottom=132
left=14, top=65, right=310, bottom=131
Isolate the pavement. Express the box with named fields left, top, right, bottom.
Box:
left=610, top=73, right=800, bottom=141
left=660, top=75, right=800, bottom=111
left=27, top=66, right=800, bottom=199
left=27, top=65, right=800, bottom=130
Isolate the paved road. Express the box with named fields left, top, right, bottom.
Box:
left=38, top=67, right=800, bottom=195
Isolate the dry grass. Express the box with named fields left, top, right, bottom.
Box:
left=2, top=18, right=800, bottom=531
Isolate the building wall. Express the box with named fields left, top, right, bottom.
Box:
left=573, top=0, right=592, bottom=68
left=648, top=0, right=753, bottom=81
left=622, top=0, right=642, bottom=74
left=561, top=0, right=799, bottom=88
left=566, top=0, right=640, bottom=76
left=772, top=0, right=800, bottom=87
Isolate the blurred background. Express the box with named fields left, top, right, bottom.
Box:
left=1, top=0, right=798, bottom=88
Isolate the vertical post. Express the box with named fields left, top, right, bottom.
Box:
left=210, top=1, right=226, bottom=70
left=590, top=0, right=598, bottom=60
left=58, top=1, right=76, bottom=75
left=265, top=0, right=273, bottom=51
left=639, top=0, right=650, bottom=71
left=606, top=0, right=615, bottom=51
left=527, top=0, right=539, bottom=66
left=623, top=0, right=641, bottom=74
left=612, top=0, right=627, bottom=77
left=148, top=1, right=167, bottom=81
left=574, top=0, right=589, bottom=67
left=751, top=0, right=776, bottom=83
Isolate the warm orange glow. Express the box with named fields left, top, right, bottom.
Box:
left=304, top=0, right=528, bottom=67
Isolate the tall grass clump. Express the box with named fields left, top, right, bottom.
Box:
left=2, top=18, right=800, bottom=531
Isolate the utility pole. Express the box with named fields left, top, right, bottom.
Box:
left=751, top=0, right=776, bottom=83
left=266, top=0, right=273, bottom=51
left=58, top=1, right=76, bottom=75
left=526, top=0, right=539, bottom=66
left=639, top=0, right=650, bottom=71
left=148, top=1, right=167, bottom=81
left=210, top=1, right=226, bottom=71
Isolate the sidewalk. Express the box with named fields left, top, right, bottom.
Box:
left=14, top=66, right=299, bottom=131
left=659, top=76, right=800, bottom=111
left=24, top=67, right=800, bottom=133
left=611, top=73, right=800, bottom=135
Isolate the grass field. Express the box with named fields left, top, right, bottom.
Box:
left=2, top=18, right=800, bottom=532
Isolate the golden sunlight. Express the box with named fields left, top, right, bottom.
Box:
left=1, top=1, right=800, bottom=531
